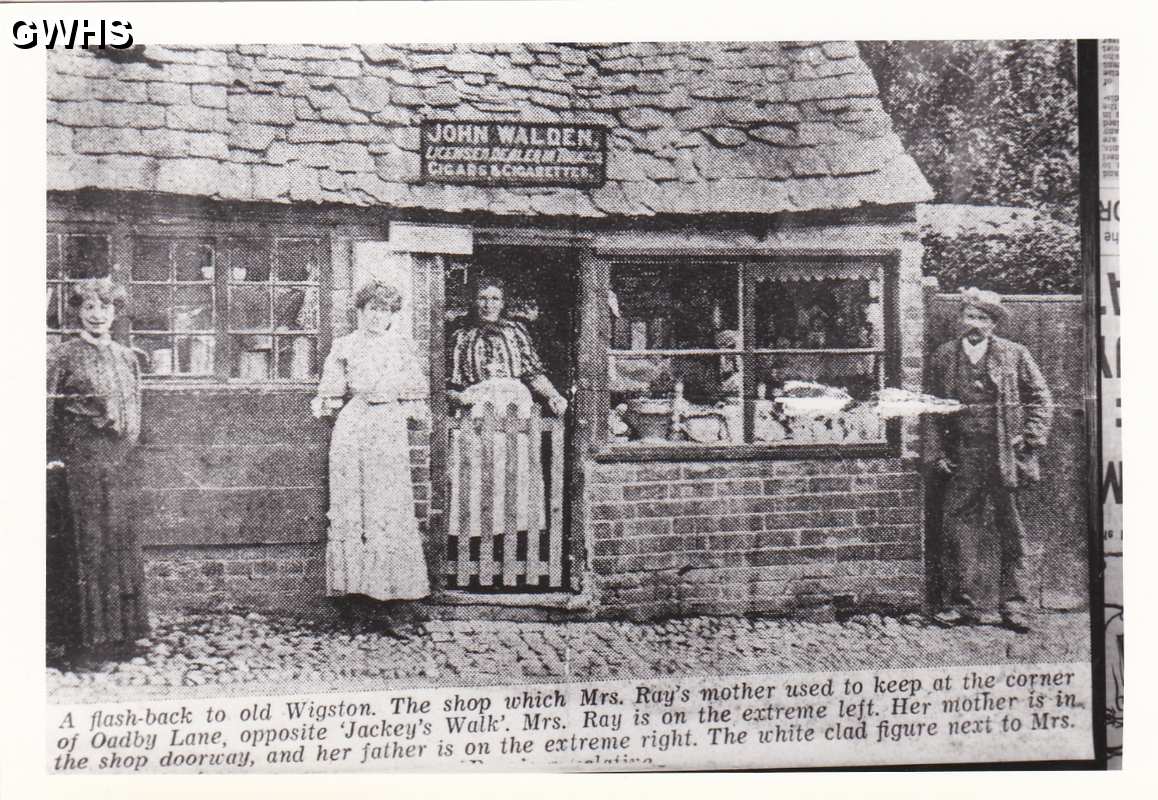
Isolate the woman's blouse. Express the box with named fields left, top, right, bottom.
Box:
left=449, top=318, right=545, bottom=390
left=47, top=336, right=142, bottom=454
left=317, top=328, right=428, bottom=402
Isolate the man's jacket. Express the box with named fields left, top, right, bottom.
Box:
left=923, top=335, right=1054, bottom=488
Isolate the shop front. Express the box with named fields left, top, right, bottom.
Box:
left=46, top=42, right=933, bottom=619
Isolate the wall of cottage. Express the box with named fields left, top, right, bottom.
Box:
left=51, top=193, right=929, bottom=619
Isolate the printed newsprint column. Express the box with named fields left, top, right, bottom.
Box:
left=50, top=664, right=1093, bottom=773
left=1099, top=37, right=1123, bottom=768
left=43, top=40, right=1102, bottom=773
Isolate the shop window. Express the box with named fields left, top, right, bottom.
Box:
left=607, top=259, right=892, bottom=449
left=47, top=226, right=324, bottom=382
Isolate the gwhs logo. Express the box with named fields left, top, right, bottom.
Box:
left=13, top=20, right=134, bottom=49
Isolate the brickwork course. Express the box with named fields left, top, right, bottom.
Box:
left=47, top=609, right=1089, bottom=704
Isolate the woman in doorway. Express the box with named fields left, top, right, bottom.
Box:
left=446, top=277, right=567, bottom=580
left=47, top=277, right=148, bottom=666
left=447, top=276, right=567, bottom=416
left=313, top=280, right=431, bottom=630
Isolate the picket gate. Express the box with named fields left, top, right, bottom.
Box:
left=445, top=404, right=565, bottom=590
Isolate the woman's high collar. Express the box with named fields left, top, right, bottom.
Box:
left=78, top=330, right=113, bottom=348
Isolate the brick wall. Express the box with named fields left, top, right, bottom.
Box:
left=585, top=458, right=923, bottom=620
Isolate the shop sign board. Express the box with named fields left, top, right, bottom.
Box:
left=420, top=120, right=608, bottom=187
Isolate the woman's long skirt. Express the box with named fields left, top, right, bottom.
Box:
left=325, top=397, right=431, bottom=601
left=48, top=426, right=148, bottom=655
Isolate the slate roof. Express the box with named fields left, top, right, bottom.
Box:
left=47, top=42, right=932, bottom=218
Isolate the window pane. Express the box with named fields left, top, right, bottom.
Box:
left=229, top=285, right=271, bottom=329
left=274, top=239, right=319, bottom=282
left=275, top=335, right=317, bottom=379
left=64, top=235, right=111, bottom=280
left=224, top=239, right=271, bottom=283
left=609, top=354, right=743, bottom=445
left=47, top=235, right=62, bottom=279
left=128, top=285, right=171, bottom=331
left=174, top=335, right=216, bottom=375
left=174, top=239, right=215, bottom=282
left=132, top=238, right=171, bottom=282
left=611, top=262, right=739, bottom=350
left=273, top=287, right=316, bottom=330
left=47, top=285, right=62, bottom=329
left=232, top=335, right=273, bottom=379
left=754, top=274, right=881, bottom=349
left=751, top=353, right=885, bottom=445
left=134, top=334, right=174, bottom=375
left=173, top=285, right=214, bottom=332
left=61, top=287, right=82, bottom=329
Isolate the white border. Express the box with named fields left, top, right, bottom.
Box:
left=2, top=2, right=1153, bottom=798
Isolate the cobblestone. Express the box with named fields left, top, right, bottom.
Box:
left=47, top=609, right=1090, bottom=704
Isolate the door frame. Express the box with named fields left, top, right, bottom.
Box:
left=427, top=228, right=597, bottom=599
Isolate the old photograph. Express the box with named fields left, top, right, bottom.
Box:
left=39, top=35, right=1103, bottom=772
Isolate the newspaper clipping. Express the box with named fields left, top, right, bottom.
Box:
left=36, top=33, right=1109, bottom=774
left=1098, top=37, right=1122, bottom=768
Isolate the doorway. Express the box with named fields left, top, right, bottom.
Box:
left=440, top=245, right=579, bottom=593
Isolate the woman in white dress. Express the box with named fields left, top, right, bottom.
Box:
left=313, top=281, right=430, bottom=625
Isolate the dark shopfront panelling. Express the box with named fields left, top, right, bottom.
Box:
left=135, top=386, right=434, bottom=612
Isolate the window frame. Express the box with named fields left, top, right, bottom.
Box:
left=46, top=218, right=333, bottom=388
left=592, top=251, right=902, bottom=462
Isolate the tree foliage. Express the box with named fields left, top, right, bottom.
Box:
left=921, top=224, right=1081, bottom=295
left=859, top=40, right=1079, bottom=224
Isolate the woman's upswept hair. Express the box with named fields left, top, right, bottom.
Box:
left=472, top=275, right=507, bottom=297
left=68, top=276, right=127, bottom=308
left=353, top=279, right=404, bottom=312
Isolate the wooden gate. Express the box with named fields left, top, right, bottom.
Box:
left=445, top=405, right=566, bottom=591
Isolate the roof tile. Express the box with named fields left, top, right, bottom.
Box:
left=288, top=163, right=324, bottom=201
left=620, top=107, right=672, bottom=131
left=191, top=84, right=228, bottom=109
left=47, top=123, right=73, bottom=155
left=253, top=163, right=290, bottom=198
left=157, top=157, right=230, bottom=196
left=166, top=104, right=228, bottom=133
left=688, top=80, right=749, bottom=101
left=227, top=94, right=296, bottom=125
left=701, top=127, right=748, bottom=148
left=785, top=73, right=878, bottom=102
left=821, top=41, right=860, bottom=59
left=529, top=90, right=573, bottom=110
left=227, top=124, right=279, bottom=152
left=390, top=85, right=425, bottom=107
left=52, top=99, right=167, bottom=129
left=72, top=127, right=143, bottom=155
left=146, top=82, right=193, bottom=105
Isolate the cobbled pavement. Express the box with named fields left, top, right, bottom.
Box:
left=47, top=609, right=1091, bottom=704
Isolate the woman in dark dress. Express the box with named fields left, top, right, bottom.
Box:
left=47, top=277, right=148, bottom=664
left=447, top=277, right=567, bottom=415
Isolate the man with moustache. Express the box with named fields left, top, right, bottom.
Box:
left=924, top=288, right=1053, bottom=633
